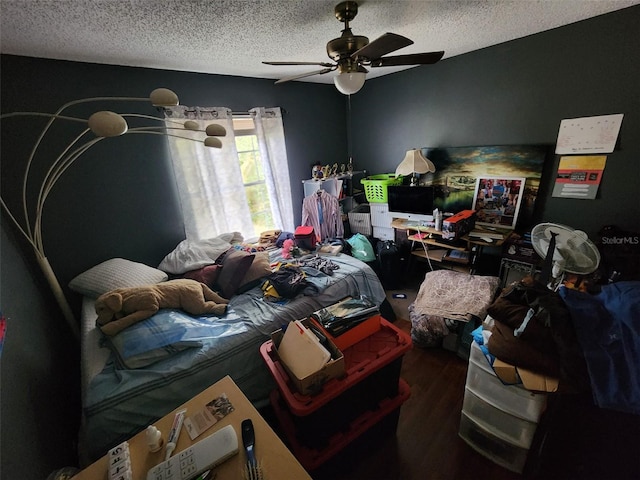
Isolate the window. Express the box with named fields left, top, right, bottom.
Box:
left=164, top=106, right=294, bottom=241
left=234, top=117, right=275, bottom=236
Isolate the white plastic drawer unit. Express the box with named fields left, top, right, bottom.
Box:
left=462, top=387, right=538, bottom=448
left=373, top=226, right=395, bottom=241
left=459, top=411, right=529, bottom=474
left=370, top=203, right=393, bottom=228
left=466, top=341, right=547, bottom=423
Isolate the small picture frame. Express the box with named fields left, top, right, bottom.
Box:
left=472, top=176, right=526, bottom=229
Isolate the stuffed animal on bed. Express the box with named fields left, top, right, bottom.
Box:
left=95, top=279, right=229, bottom=336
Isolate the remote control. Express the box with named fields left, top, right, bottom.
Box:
left=146, top=424, right=238, bottom=480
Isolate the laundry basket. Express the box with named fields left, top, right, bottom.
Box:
left=361, top=174, right=403, bottom=203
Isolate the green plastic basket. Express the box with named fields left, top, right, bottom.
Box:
left=360, top=174, right=403, bottom=203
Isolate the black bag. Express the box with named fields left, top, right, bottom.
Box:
left=376, top=240, right=402, bottom=289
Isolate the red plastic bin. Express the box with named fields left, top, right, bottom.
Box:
left=260, top=317, right=411, bottom=413
left=260, top=318, right=412, bottom=450
left=270, top=379, right=411, bottom=471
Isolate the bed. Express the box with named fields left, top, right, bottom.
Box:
left=76, top=246, right=386, bottom=463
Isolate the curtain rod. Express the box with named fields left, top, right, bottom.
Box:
left=159, top=107, right=286, bottom=117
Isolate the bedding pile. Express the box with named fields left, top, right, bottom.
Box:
left=409, top=270, right=499, bottom=348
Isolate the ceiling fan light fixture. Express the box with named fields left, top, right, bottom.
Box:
left=334, top=70, right=366, bottom=95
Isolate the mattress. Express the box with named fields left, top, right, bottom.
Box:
left=79, top=252, right=385, bottom=462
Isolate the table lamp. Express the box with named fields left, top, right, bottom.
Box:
left=395, top=148, right=436, bottom=186
left=0, top=88, right=227, bottom=338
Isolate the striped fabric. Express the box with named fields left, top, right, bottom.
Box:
left=301, top=190, right=344, bottom=242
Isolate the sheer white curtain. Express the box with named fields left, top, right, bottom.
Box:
left=250, top=107, right=294, bottom=234
left=164, top=106, right=294, bottom=241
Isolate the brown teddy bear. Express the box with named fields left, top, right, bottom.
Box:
left=95, top=279, right=229, bottom=336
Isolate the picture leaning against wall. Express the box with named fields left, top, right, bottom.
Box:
left=424, top=145, right=550, bottom=230
left=472, top=176, right=526, bottom=229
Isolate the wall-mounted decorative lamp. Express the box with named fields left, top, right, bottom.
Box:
left=395, top=148, right=436, bottom=186
left=0, top=88, right=227, bottom=338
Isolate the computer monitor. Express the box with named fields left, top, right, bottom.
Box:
left=387, top=186, right=435, bottom=224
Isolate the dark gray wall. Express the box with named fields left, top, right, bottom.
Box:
left=351, top=5, right=640, bottom=239
left=0, top=223, right=80, bottom=479
left=1, top=55, right=348, bottom=306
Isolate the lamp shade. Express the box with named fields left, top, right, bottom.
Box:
left=205, top=123, right=227, bottom=136
left=204, top=137, right=223, bottom=148
left=395, top=149, right=436, bottom=176
left=149, top=88, right=179, bottom=106
left=183, top=120, right=200, bottom=130
left=87, top=111, right=128, bottom=137
left=334, top=71, right=366, bottom=95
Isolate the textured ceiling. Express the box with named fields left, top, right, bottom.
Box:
left=1, top=0, right=638, bottom=85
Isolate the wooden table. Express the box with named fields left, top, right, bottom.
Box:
left=72, top=375, right=312, bottom=480
left=391, top=218, right=512, bottom=274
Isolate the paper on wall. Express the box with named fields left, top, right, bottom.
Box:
left=555, top=114, right=623, bottom=154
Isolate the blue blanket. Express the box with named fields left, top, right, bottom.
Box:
left=559, top=281, right=640, bottom=415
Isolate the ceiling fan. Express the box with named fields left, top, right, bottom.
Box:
left=263, top=1, right=444, bottom=95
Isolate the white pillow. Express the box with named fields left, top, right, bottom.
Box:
left=158, top=232, right=244, bottom=274
left=69, top=258, right=168, bottom=298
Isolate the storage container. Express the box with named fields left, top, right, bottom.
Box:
left=270, top=379, right=410, bottom=470
left=360, top=174, right=402, bottom=203
left=466, top=342, right=547, bottom=423
left=373, top=226, right=395, bottom=241
left=459, top=411, right=530, bottom=474
left=270, top=318, right=345, bottom=396
left=262, top=318, right=410, bottom=410
left=260, top=318, right=411, bottom=452
left=462, top=387, right=538, bottom=448
left=370, top=203, right=393, bottom=228
left=309, top=313, right=382, bottom=352
left=347, top=204, right=372, bottom=236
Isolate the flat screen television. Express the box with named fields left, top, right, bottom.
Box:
left=387, top=186, right=435, bottom=225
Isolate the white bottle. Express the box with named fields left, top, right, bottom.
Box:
left=146, top=425, right=163, bottom=453
left=434, top=209, right=442, bottom=231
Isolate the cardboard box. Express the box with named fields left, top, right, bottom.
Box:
left=492, top=358, right=521, bottom=385
left=492, top=358, right=559, bottom=392
left=442, top=209, right=476, bottom=240
left=310, top=313, right=382, bottom=351
left=271, top=319, right=345, bottom=396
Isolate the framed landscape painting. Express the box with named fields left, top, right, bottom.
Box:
left=472, top=176, right=526, bottom=229
left=423, top=145, right=550, bottom=230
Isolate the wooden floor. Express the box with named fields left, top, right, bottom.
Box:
left=260, top=265, right=524, bottom=480
left=259, top=263, right=640, bottom=480
left=303, top=319, right=524, bottom=480
left=263, top=264, right=640, bottom=480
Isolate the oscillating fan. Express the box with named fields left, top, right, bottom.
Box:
left=531, top=222, right=601, bottom=287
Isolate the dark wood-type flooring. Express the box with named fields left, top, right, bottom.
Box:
left=260, top=263, right=640, bottom=480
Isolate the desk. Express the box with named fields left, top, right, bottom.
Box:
left=391, top=218, right=511, bottom=274
left=72, top=375, right=311, bottom=480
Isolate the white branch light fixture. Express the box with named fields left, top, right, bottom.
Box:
left=0, top=88, right=227, bottom=338
left=395, top=148, right=436, bottom=186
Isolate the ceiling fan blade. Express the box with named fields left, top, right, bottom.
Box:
left=371, top=51, right=445, bottom=67
left=274, top=68, right=333, bottom=84
left=264, top=61, right=334, bottom=67
left=352, top=32, right=413, bottom=61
